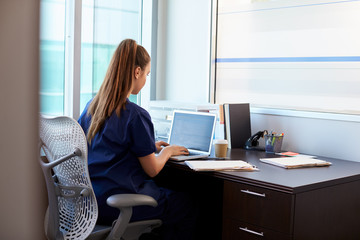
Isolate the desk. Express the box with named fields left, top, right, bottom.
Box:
left=156, top=149, right=360, bottom=240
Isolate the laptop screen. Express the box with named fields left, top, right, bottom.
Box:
left=168, top=111, right=216, bottom=153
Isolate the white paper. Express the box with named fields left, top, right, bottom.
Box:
left=185, top=160, right=257, bottom=171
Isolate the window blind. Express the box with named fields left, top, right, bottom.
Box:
left=215, top=0, right=360, bottom=115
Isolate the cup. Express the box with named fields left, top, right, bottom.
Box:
left=264, top=134, right=284, bottom=153
left=214, top=139, right=228, bottom=158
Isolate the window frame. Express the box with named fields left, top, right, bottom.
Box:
left=42, top=0, right=152, bottom=119
left=64, top=0, right=82, bottom=118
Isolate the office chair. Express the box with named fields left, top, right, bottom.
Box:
left=39, top=115, right=162, bottom=240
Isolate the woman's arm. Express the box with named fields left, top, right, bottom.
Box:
left=138, top=145, right=189, bottom=178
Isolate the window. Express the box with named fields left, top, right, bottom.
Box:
left=39, top=0, right=66, bottom=116
left=40, top=0, right=144, bottom=118
left=80, top=0, right=142, bottom=112
left=215, top=0, right=360, bottom=115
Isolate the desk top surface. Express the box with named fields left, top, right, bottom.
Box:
left=167, top=148, right=360, bottom=194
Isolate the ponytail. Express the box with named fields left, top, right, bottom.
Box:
left=86, top=39, right=150, bottom=143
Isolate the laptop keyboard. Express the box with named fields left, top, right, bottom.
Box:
left=188, top=152, right=200, bottom=156
left=170, top=153, right=209, bottom=161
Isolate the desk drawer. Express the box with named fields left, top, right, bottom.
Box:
left=223, top=180, right=294, bottom=234
left=223, top=218, right=292, bottom=240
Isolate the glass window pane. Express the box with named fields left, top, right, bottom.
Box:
left=80, top=0, right=142, bottom=111
left=39, top=0, right=66, bottom=116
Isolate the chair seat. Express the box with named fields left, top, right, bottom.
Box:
left=122, top=219, right=162, bottom=240
left=87, top=220, right=162, bottom=240
left=87, top=225, right=111, bottom=240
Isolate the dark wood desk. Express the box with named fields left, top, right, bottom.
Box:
left=156, top=149, right=360, bottom=240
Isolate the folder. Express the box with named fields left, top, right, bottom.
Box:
left=259, top=157, right=331, bottom=169
left=223, top=103, right=251, bottom=149
left=185, top=160, right=258, bottom=171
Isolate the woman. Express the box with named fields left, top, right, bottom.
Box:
left=78, top=39, right=197, bottom=240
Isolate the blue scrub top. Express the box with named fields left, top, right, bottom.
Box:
left=78, top=99, right=158, bottom=208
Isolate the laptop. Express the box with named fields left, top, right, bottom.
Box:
left=168, top=110, right=217, bottom=161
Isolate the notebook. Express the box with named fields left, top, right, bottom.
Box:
left=259, top=157, right=332, bottom=169
left=168, top=110, right=217, bottom=161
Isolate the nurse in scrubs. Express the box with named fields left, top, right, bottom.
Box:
left=78, top=39, right=196, bottom=240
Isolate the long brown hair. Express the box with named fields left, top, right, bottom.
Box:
left=86, top=39, right=150, bottom=143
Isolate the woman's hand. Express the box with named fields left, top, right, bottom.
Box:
left=138, top=144, right=189, bottom=178
left=155, top=141, right=169, bottom=153
left=161, top=145, right=189, bottom=157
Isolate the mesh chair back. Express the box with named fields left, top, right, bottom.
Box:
left=40, top=116, right=98, bottom=240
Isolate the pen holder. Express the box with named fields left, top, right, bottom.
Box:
left=264, top=134, right=284, bottom=153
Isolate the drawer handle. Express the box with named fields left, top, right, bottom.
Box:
left=241, top=189, right=266, bottom=197
left=239, top=227, right=264, bottom=237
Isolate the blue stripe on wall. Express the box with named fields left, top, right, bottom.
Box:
left=215, top=56, right=360, bottom=63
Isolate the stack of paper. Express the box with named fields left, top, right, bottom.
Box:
left=185, top=160, right=258, bottom=171
left=260, top=157, right=331, bottom=169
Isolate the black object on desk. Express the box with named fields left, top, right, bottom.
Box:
left=223, top=103, right=251, bottom=149
left=245, top=130, right=267, bottom=150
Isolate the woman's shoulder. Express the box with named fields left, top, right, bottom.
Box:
left=78, top=99, right=92, bottom=124
left=126, top=100, right=150, bottom=118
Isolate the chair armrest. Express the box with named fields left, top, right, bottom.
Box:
left=105, top=194, right=160, bottom=240
left=106, top=194, right=158, bottom=209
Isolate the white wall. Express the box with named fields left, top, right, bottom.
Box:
left=156, top=0, right=212, bottom=103
left=251, top=112, right=360, bottom=162
left=0, top=0, right=46, bottom=238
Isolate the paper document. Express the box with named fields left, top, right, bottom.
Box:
left=185, top=160, right=258, bottom=171
left=260, top=157, right=331, bottom=169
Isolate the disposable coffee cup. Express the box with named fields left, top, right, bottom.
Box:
left=214, top=139, right=228, bottom=158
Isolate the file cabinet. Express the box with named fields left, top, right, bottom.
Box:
left=222, top=176, right=360, bottom=240
left=222, top=180, right=293, bottom=239
left=223, top=218, right=291, bottom=240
